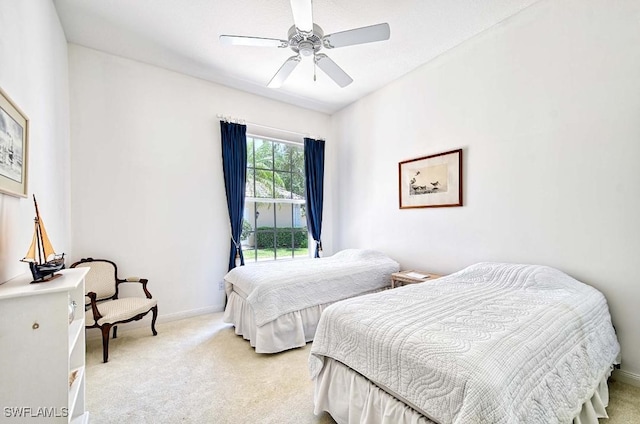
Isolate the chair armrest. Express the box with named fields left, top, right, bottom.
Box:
left=116, top=277, right=153, bottom=299
left=86, top=292, right=103, bottom=323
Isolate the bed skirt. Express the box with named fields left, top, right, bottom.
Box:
left=224, top=288, right=385, bottom=353
left=313, top=358, right=613, bottom=424
left=223, top=290, right=328, bottom=353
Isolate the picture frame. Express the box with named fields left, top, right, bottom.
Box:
left=0, top=86, right=29, bottom=198
left=399, top=148, right=462, bottom=209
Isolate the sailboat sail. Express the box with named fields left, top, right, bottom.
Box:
left=37, top=217, right=56, bottom=261
left=23, top=231, right=38, bottom=262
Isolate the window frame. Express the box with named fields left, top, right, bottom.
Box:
left=243, top=133, right=309, bottom=262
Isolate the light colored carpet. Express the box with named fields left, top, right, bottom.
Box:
left=85, top=313, right=640, bottom=423
left=85, top=312, right=334, bottom=423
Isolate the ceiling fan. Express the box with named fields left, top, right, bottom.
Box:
left=219, top=0, right=390, bottom=88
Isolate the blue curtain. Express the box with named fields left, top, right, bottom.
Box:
left=220, top=121, right=247, bottom=270
left=304, top=138, right=325, bottom=258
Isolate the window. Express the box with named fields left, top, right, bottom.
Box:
left=241, top=136, right=307, bottom=261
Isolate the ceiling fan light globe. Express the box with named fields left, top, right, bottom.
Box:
left=299, top=42, right=314, bottom=56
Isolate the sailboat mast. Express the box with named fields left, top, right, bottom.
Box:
left=33, top=195, right=44, bottom=265
left=33, top=194, right=41, bottom=221
left=35, top=219, right=43, bottom=264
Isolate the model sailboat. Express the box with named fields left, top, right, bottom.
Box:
left=20, top=195, right=65, bottom=283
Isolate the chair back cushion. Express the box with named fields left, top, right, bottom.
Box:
left=75, top=260, right=118, bottom=302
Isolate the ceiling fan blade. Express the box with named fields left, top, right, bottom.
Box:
left=290, top=0, right=313, bottom=33
left=315, top=54, right=353, bottom=88
left=268, top=55, right=301, bottom=88
left=219, top=35, right=288, bottom=48
left=323, top=23, right=390, bottom=49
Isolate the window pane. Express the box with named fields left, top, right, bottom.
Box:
left=276, top=172, right=292, bottom=199
left=291, top=172, right=305, bottom=199
left=255, top=203, right=275, bottom=262
left=292, top=204, right=306, bottom=229
left=293, top=230, right=308, bottom=258
left=254, top=170, right=274, bottom=198
left=291, top=143, right=305, bottom=199
left=241, top=203, right=256, bottom=263
left=293, top=230, right=308, bottom=249
left=254, top=138, right=273, bottom=170
left=291, top=147, right=304, bottom=172
left=255, top=231, right=275, bottom=261
left=275, top=230, right=293, bottom=260
left=243, top=202, right=256, bottom=233
left=247, top=137, right=254, bottom=167
left=276, top=251, right=293, bottom=260
left=274, top=203, right=292, bottom=228
left=242, top=234, right=257, bottom=263
left=255, top=202, right=274, bottom=228
left=274, top=172, right=288, bottom=199
left=274, top=143, right=292, bottom=172
left=245, top=171, right=255, bottom=197
left=275, top=204, right=293, bottom=260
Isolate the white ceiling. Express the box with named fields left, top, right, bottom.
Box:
left=53, top=0, right=540, bottom=114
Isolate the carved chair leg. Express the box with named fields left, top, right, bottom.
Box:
left=101, top=324, right=112, bottom=363
left=113, top=325, right=118, bottom=339
left=151, top=306, right=158, bottom=336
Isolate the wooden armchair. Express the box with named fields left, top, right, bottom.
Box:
left=70, top=258, right=158, bottom=363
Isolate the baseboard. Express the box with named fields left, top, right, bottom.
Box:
left=612, top=368, right=640, bottom=387
left=155, top=304, right=225, bottom=323
left=85, top=303, right=225, bottom=340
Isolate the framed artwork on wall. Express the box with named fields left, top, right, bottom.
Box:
left=0, top=86, right=28, bottom=198
left=399, top=148, right=462, bottom=209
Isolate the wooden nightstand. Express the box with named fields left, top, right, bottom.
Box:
left=391, top=270, right=443, bottom=288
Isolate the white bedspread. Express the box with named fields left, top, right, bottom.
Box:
left=224, top=249, right=399, bottom=326
left=310, top=262, right=620, bottom=424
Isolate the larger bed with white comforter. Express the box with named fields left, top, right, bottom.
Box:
left=223, top=249, right=399, bottom=353
left=310, top=262, right=620, bottom=424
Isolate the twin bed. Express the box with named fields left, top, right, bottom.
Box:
left=223, top=249, right=399, bottom=353
left=309, top=262, right=620, bottom=424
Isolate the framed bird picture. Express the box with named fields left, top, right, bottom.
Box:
left=398, top=149, right=463, bottom=209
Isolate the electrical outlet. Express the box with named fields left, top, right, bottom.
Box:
left=218, top=281, right=224, bottom=290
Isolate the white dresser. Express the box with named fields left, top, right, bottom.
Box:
left=0, top=268, right=89, bottom=423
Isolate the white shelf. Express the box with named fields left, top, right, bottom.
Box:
left=70, top=412, right=90, bottom=424
left=69, top=366, right=85, bottom=419
left=69, top=319, right=84, bottom=352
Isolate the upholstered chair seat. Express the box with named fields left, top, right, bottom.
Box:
left=71, top=258, right=158, bottom=362
left=85, top=297, right=158, bottom=327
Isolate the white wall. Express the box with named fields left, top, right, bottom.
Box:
left=331, top=0, right=640, bottom=379
left=0, top=1, right=71, bottom=283
left=68, top=45, right=331, bottom=319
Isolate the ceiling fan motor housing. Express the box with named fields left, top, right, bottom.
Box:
left=288, top=24, right=324, bottom=56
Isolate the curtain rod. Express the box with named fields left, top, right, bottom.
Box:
left=217, top=114, right=317, bottom=139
